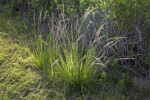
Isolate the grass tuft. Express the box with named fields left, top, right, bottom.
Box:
left=55, top=44, right=99, bottom=89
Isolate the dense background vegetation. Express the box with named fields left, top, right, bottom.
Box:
left=0, top=0, right=150, bottom=99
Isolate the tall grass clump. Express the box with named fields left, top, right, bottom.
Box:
left=33, top=35, right=59, bottom=79
left=55, top=38, right=100, bottom=89
left=32, top=8, right=124, bottom=90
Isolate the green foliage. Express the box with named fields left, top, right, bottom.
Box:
left=53, top=35, right=101, bottom=89
left=118, top=79, right=126, bottom=89
left=111, top=60, right=119, bottom=70
left=0, top=54, right=4, bottom=65
left=0, top=12, right=147, bottom=100
left=101, top=71, right=108, bottom=79
left=107, top=0, right=150, bottom=44
left=33, top=35, right=59, bottom=79
left=103, top=56, right=107, bottom=62
left=102, top=0, right=149, bottom=24
left=118, top=73, right=131, bottom=89
left=142, top=85, right=148, bottom=96
left=79, top=0, right=96, bottom=13
left=0, top=0, right=100, bottom=17
left=133, top=76, right=137, bottom=87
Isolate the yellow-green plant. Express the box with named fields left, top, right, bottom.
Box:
left=55, top=42, right=99, bottom=89
left=32, top=8, right=125, bottom=90
left=33, top=35, right=59, bottom=79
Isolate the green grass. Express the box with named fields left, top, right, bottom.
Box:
left=33, top=35, right=59, bottom=79
left=55, top=43, right=99, bottom=90
left=0, top=17, right=64, bottom=100
left=0, top=13, right=148, bottom=100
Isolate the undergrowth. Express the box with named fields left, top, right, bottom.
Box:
left=0, top=10, right=148, bottom=100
